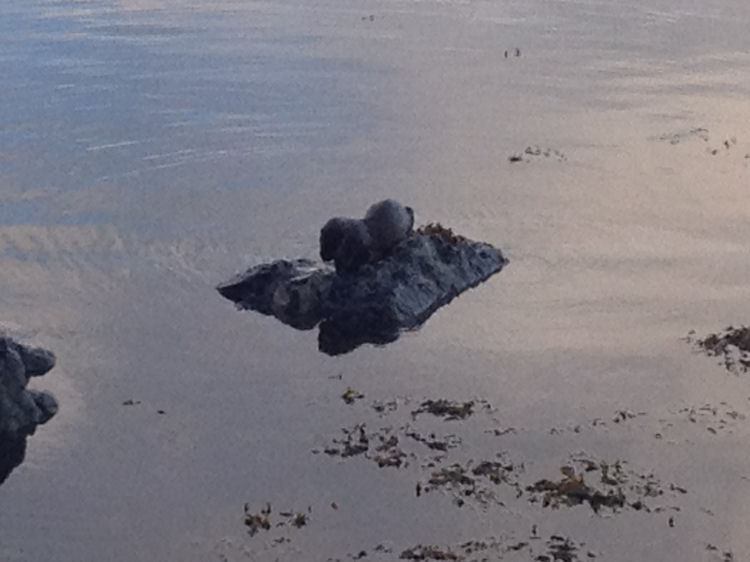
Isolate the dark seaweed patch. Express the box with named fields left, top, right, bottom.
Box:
left=526, top=457, right=683, bottom=514
left=686, top=326, right=750, bottom=374
left=421, top=455, right=523, bottom=507
left=411, top=399, right=475, bottom=421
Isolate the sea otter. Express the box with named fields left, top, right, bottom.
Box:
left=319, top=217, right=373, bottom=273
left=319, top=199, right=414, bottom=274
left=363, top=199, right=414, bottom=261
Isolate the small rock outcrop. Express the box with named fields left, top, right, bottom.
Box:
left=0, top=336, right=57, bottom=484
left=218, top=220, right=507, bottom=355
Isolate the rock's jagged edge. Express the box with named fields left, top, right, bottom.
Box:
left=217, top=233, right=507, bottom=355
left=0, top=336, right=57, bottom=485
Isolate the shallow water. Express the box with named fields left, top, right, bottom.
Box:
left=2, top=0, right=750, bottom=560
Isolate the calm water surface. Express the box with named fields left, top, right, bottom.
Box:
left=2, top=0, right=750, bottom=560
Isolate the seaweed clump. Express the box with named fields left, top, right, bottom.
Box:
left=687, top=326, right=750, bottom=374
left=411, top=399, right=474, bottom=421
left=538, top=535, right=585, bottom=562
left=526, top=457, right=682, bottom=514
left=243, top=503, right=310, bottom=537
left=416, top=223, right=466, bottom=245
left=400, top=545, right=460, bottom=560
left=378, top=533, right=594, bottom=562
left=420, top=456, right=523, bottom=507
left=323, top=424, right=409, bottom=468
left=341, top=387, right=365, bottom=405
left=324, top=424, right=370, bottom=458
left=243, top=503, right=271, bottom=536
left=527, top=469, right=626, bottom=513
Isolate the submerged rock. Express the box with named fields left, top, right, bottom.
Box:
left=217, top=224, right=507, bottom=355
left=0, top=336, right=58, bottom=485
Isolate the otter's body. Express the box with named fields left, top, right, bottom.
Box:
left=319, top=199, right=414, bottom=274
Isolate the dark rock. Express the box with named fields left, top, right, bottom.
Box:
left=0, top=433, right=26, bottom=487
left=0, top=336, right=57, bottom=487
left=0, top=336, right=58, bottom=438
left=17, top=345, right=55, bottom=378
left=217, top=227, right=507, bottom=355
left=30, top=390, right=58, bottom=424
left=218, top=259, right=334, bottom=330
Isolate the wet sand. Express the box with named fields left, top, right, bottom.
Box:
left=2, top=0, right=750, bottom=560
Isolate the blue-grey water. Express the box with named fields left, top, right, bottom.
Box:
left=3, top=0, right=750, bottom=560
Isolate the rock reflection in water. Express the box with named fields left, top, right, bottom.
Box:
left=0, top=434, right=27, bottom=487
left=317, top=317, right=400, bottom=356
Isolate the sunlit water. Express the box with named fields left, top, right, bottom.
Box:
left=2, top=0, right=750, bottom=560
